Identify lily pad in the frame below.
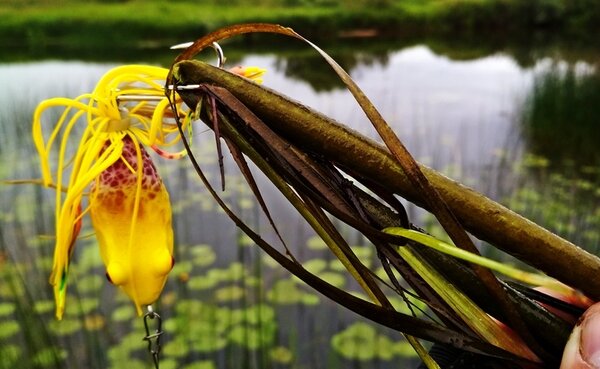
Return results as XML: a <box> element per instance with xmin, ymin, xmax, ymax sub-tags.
<box><xmin>331</xmin><ymin>322</ymin><xmax>396</xmax><ymax>361</ymax></box>
<box><xmin>301</xmin><ymin>293</ymin><xmax>320</xmax><ymax>306</ymax></box>
<box><xmin>0</xmin><ymin>320</ymin><xmax>20</xmax><ymax>339</ymax></box>
<box><xmin>77</xmin><ymin>243</ymin><xmax>103</xmax><ymax>271</ymax></box>
<box><xmin>0</xmin><ymin>302</ymin><xmax>15</xmax><ymax>316</ymax></box>
<box><xmin>32</xmin><ymin>347</ymin><xmax>67</xmax><ymax>366</ymax></box>
<box><xmin>261</xmin><ymin>255</ymin><xmax>281</xmax><ymax>268</ymax></box>
<box><xmin>172</xmin><ymin>260</ymin><xmax>193</xmax><ymax>276</ymax></box>
<box><xmin>350</xmin><ymin>245</ymin><xmax>373</xmax><ymax>268</ymax></box>
<box><xmin>49</xmin><ymin>318</ymin><xmax>81</xmax><ymax>336</ymax></box>
<box><xmin>306</xmin><ymin>236</ymin><xmax>328</xmax><ymax>250</ymax></box>
<box><xmin>65</xmin><ymin>297</ymin><xmax>98</xmax><ymax>315</ymax></box>
<box><xmin>238</xmin><ymin>198</ymin><xmax>255</xmax><ymax>210</ymax></box>
<box><xmin>228</xmin><ymin>323</ymin><xmax>276</xmax><ymax>350</ymax></box>
<box><xmin>319</xmin><ymin>271</ymin><xmax>346</xmax><ymax>289</ymax></box>
<box><xmin>189</xmin><ymin>330</ymin><xmax>228</xmax><ymax>353</ymax></box>
<box><xmin>109</xmin><ymin>358</ymin><xmax>147</xmax><ymax>369</ymax></box>
<box><xmin>389</xmin><ymin>295</ymin><xmax>427</xmax><ymax>317</ymax></box>
<box><xmin>245</xmin><ymin>304</ymin><xmax>275</xmax><ymax>325</ymax></box>
<box><xmin>190</xmin><ymin>244</ymin><xmax>217</xmax><ymax>267</ymax></box>
<box><xmin>76</xmin><ymin>274</ymin><xmax>103</xmax><ymax>293</ymax></box>
<box><xmin>188</xmin><ymin>275</ymin><xmax>218</xmax><ymax>290</ymax></box>
<box><xmin>163</xmin><ymin>338</ymin><xmax>190</xmax><ymax>358</ymax></box>
<box><xmin>303</xmin><ymin>259</ymin><xmax>327</xmax><ymax>274</ymax></box>
<box><xmin>238</xmin><ymin>234</ymin><xmax>255</xmax><ymax>247</ymax></box>
<box><xmin>111</xmin><ymin>304</ymin><xmax>135</xmax><ymax>322</ymax></box>
<box><xmin>223</xmin><ymin>262</ymin><xmax>244</xmax><ymax>282</ymax></box>
<box><xmin>214</xmin><ymin>285</ymin><xmax>245</xmax><ymax>302</ymax></box>
<box><xmin>328</xmin><ymin>259</ymin><xmax>346</xmax><ymax>272</ymax></box>
<box><xmin>0</xmin><ymin>344</ymin><xmax>20</xmax><ymax>366</ymax></box>
<box><xmin>175</xmin><ymin>300</ymin><xmax>204</xmax><ymax>316</ymax></box>
<box><xmin>159</xmin><ymin>358</ymin><xmax>179</xmax><ymax>369</ymax></box>
<box><xmin>267</xmin><ymin>279</ymin><xmax>304</xmax><ymax>304</ymax></box>
<box><xmin>393</xmin><ymin>340</ymin><xmax>419</xmax><ymax>358</ymax></box>
<box><xmin>206</xmin><ymin>262</ymin><xmax>244</xmax><ymax>283</ymax></box>
<box><xmin>270</xmin><ymin>346</ymin><xmax>294</xmax><ymax>364</ymax></box>
<box><xmin>181</xmin><ymin>361</ymin><xmax>216</xmax><ymax>369</ymax></box>
<box><xmin>34</xmin><ymin>256</ymin><xmax>54</xmax><ymax>271</ymax></box>
<box><xmin>34</xmin><ymin>300</ymin><xmax>55</xmax><ymax>314</ymax></box>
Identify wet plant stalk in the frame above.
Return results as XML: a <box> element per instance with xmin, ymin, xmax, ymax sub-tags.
<box><xmin>172</xmin><ymin>60</ymin><xmax>600</xmax><ymax>301</ymax></box>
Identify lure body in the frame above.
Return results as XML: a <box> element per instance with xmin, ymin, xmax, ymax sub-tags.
<box><xmin>90</xmin><ymin>136</ymin><xmax>174</xmax><ymax>316</ymax></box>
<box><xmin>35</xmin><ymin>64</ymin><xmax>263</xmax><ymax>319</ymax></box>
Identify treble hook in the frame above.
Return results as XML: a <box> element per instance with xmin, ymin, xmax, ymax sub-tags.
<box><xmin>170</xmin><ymin>41</ymin><xmax>226</xmax><ymax>68</ymax></box>
<box><xmin>143</xmin><ymin>305</ymin><xmax>163</xmax><ymax>369</ymax></box>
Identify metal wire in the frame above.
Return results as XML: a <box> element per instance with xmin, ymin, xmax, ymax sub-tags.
<box><xmin>116</xmin><ymin>42</ymin><xmax>225</xmax><ymax>104</ymax></box>
<box><xmin>143</xmin><ymin>305</ymin><xmax>163</xmax><ymax>369</ymax></box>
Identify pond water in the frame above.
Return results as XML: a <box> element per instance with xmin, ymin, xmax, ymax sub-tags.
<box><xmin>1</xmin><ymin>37</ymin><xmax>599</xmax><ymax>369</ymax></box>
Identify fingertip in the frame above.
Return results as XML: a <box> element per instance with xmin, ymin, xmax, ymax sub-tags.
<box><xmin>582</xmin><ymin>305</ymin><xmax>600</xmax><ymax>368</ymax></box>
<box><xmin>560</xmin><ymin>322</ymin><xmax>583</xmax><ymax>369</ymax></box>
<box><xmin>561</xmin><ymin>303</ymin><xmax>600</xmax><ymax>369</ymax></box>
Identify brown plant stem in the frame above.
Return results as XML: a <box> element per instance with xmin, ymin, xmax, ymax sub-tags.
<box><xmin>172</xmin><ymin>60</ymin><xmax>600</xmax><ymax>302</ymax></box>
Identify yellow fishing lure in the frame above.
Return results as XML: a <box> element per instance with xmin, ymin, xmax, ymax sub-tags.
<box><xmin>33</xmin><ymin>63</ymin><xmax>265</xmax><ymax>319</ymax></box>
<box><xmin>33</xmin><ymin>65</ymin><xmax>186</xmax><ymax>319</ymax></box>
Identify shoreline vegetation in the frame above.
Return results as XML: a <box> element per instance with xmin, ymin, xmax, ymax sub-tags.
<box><xmin>1</xmin><ymin>0</ymin><xmax>600</xmax><ymax>54</ymax></box>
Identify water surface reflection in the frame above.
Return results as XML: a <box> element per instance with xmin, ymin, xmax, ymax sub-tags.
<box><xmin>1</xmin><ymin>40</ymin><xmax>599</xmax><ymax>369</ymax></box>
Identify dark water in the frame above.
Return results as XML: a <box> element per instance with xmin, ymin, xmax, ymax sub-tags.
<box><xmin>1</xmin><ymin>37</ymin><xmax>599</xmax><ymax>369</ymax></box>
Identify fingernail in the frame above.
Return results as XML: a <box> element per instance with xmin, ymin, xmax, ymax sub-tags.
<box><xmin>582</xmin><ymin>309</ymin><xmax>600</xmax><ymax>368</ymax></box>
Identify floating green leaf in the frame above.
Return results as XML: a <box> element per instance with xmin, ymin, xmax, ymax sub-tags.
<box><xmin>239</xmin><ymin>197</ymin><xmax>255</xmax><ymax>210</ymax></box>
<box><xmin>393</xmin><ymin>340</ymin><xmax>420</xmax><ymax>358</ymax></box>
<box><xmin>175</xmin><ymin>300</ymin><xmax>204</xmax><ymax>316</ymax></box>
<box><xmin>215</xmin><ymin>285</ymin><xmax>245</xmax><ymax>302</ymax></box>
<box><xmin>49</xmin><ymin>318</ymin><xmax>81</xmax><ymax>336</ymax></box>
<box><xmin>27</xmin><ymin>236</ymin><xmax>53</xmax><ymax>249</ymax></box>
<box><xmin>191</xmin><ymin>244</ymin><xmax>217</xmax><ymax>267</ymax></box>
<box><xmin>238</xmin><ymin>233</ymin><xmax>255</xmax><ymax>247</ymax></box>
<box><xmin>303</xmin><ymin>258</ymin><xmax>327</xmax><ymax>274</ymax></box>
<box><xmin>351</xmin><ymin>245</ymin><xmax>373</xmax><ymax>262</ymax></box>
<box><xmin>306</xmin><ymin>235</ymin><xmax>328</xmax><ymax>250</ymax></box>
<box><xmin>76</xmin><ymin>274</ymin><xmax>103</xmax><ymax>293</ymax></box>
<box><xmin>245</xmin><ymin>304</ymin><xmax>275</xmax><ymax>325</ymax></box>
<box><xmin>206</xmin><ymin>262</ymin><xmax>244</xmax><ymax>283</ymax></box>
<box><xmin>109</xmin><ymin>358</ymin><xmax>147</xmax><ymax>369</ymax></box>
<box><xmin>0</xmin><ymin>344</ymin><xmax>20</xmax><ymax>367</ymax></box>
<box><xmin>319</xmin><ymin>271</ymin><xmax>346</xmax><ymax>289</ymax></box>
<box><xmin>159</xmin><ymin>358</ymin><xmax>179</xmax><ymax>369</ymax></box>
<box><xmin>77</xmin><ymin>243</ymin><xmax>103</xmax><ymax>271</ymax></box>
<box><xmin>181</xmin><ymin>361</ymin><xmax>216</xmax><ymax>369</ymax></box>
<box><xmin>228</xmin><ymin>322</ymin><xmax>276</xmax><ymax>350</ymax></box>
<box><xmin>331</xmin><ymin>322</ymin><xmax>396</xmax><ymax>361</ymax></box>
<box><xmin>261</xmin><ymin>255</ymin><xmax>281</xmax><ymax>268</ymax></box>
<box><xmin>389</xmin><ymin>295</ymin><xmax>427</xmax><ymax>317</ymax></box>
<box><xmin>32</xmin><ymin>347</ymin><xmax>67</xmax><ymax>366</ymax></box>
<box><xmin>0</xmin><ymin>302</ymin><xmax>15</xmax><ymax>317</ymax></box>
<box><xmin>172</xmin><ymin>260</ymin><xmax>193</xmax><ymax>275</ymax></box>
<box><xmin>34</xmin><ymin>256</ymin><xmax>53</xmax><ymax>271</ymax></box>
<box><xmin>270</xmin><ymin>346</ymin><xmax>294</xmax><ymax>364</ymax></box>
<box><xmin>189</xmin><ymin>329</ymin><xmax>227</xmax><ymax>353</ymax></box>
<box><xmin>267</xmin><ymin>279</ymin><xmax>303</xmax><ymax>304</ymax></box>
<box><xmin>34</xmin><ymin>300</ymin><xmax>55</xmax><ymax>314</ymax></box>
<box><xmin>0</xmin><ymin>320</ymin><xmax>20</xmax><ymax>339</ymax></box>
<box><xmin>188</xmin><ymin>275</ymin><xmax>218</xmax><ymax>290</ymax></box>
<box><xmin>301</xmin><ymin>293</ymin><xmax>320</xmax><ymax>305</ymax></box>
<box><xmin>65</xmin><ymin>297</ymin><xmax>99</xmax><ymax>315</ymax></box>
<box><xmin>163</xmin><ymin>338</ymin><xmax>190</xmax><ymax>358</ymax></box>
<box><xmin>111</xmin><ymin>304</ymin><xmax>135</xmax><ymax>322</ymax></box>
